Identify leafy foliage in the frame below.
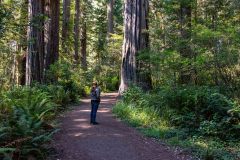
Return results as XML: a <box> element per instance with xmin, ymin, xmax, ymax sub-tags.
<box><xmin>0</xmin><ymin>86</ymin><xmax>66</xmax><ymax>159</ymax></box>
<box><xmin>122</xmin><ymin>86</ymin><xmax>240</xmax><ymax>139</ymax></box>
<box><xmin>45</xmin><ymin>61</ymin><xmax>85</xmax><ymax>102</ymax></box>
<box><xmin>115</xmin><ymin>86</ymin><xmax>240</xmax><ymax>159</ymax></box>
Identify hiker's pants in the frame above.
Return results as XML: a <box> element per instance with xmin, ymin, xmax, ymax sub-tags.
<box><xmin>90</xmin><ymin>100</ymin><xmax>100</xmax><ymax>123</ymax></box>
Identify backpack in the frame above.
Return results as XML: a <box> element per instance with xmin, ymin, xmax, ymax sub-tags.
<box><xmin>91</xmin><ymin>88</ymin><xmax>97</xmax><ymax>97</ymax></box>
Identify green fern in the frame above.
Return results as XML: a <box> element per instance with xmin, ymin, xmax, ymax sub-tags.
<box><xmin>0</xmin><ymin>86</ymin><xmax>60</xmax><ymax>159</ymax></box>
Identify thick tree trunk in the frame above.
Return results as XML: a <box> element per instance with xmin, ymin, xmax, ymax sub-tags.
<box><xmin>62</xmin><ymin>0</ymin><xmax>71</xmax><ymax>53</ymax></box>
<box><xmin>74</xmin><ymin>0</ymin><xmax>80</xmax><ymax>64</ymax></box>
<box><xmin>179</xmin><ymin>2</ymin><xmax>192</xmax><ymax>84</ymax></box>
<box><xmin>44</xmin><ymin>0</ymin><xmax>60</xmax><ymax>74</ymax></box>
<box><xmin>107</xmin><ymin>0</ymin><xmax>114</xmax><ymax>37</ymax></box>
<box><xmin>119</xmin><ymin>0</ymin><xmax>152</xmax><ymax>93</ymax></box>
<box><xmin>26</xmin><ymin>0</ymin><xmax>45</xmax><ymax>85</ymax></box>
<box><xmin>80</xmin><ymin>17</ymin><xmax>87</xmax><ymax>70</ymax></box>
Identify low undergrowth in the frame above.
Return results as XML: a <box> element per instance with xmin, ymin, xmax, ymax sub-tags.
<box><xmin>113</xmin><ymin>86</ymin><xmax>240</xmax><ymax>160</ymax></box>
<box><xmin>0</xmin><ymin>61</ymin><xmax>88</xmax><ymax>160</ymax></box>
<box><xmin>0</xmin><ymin>83</ymin><xmax>83</xmax><ymax>160</ymax></box>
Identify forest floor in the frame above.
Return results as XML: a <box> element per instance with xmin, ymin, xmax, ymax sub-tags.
<box><xmin>49</xmin><ymin>93</ymin><xmax>192</xmax><ymax>160</ymax></box>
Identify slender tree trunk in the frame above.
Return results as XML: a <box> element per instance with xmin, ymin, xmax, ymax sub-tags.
<box><xmin>119</xmin><ymin>0</ymin><xmax>152</xmax><ymax>93</ymax></box>
<box><xmin>19</xmin><ymin>0</ymin><xmax>28</xmax><ymax>85</ymax></box>
<box><xmin>62</xmin><ymin>0</ymin><xmax>71</xmax><ymax>53</ymax></box>
<box><xmin>11</xmin><ymin>47</ymin><xmax>18</xmax><ymax>85</ymax></box>
<box><xmin>74</xmin><ymin>0</ymin><xmax>80</xmax><ymax>64</ymax></box>
<box><xmin>107</xmin><ymin>0</ymin><xmax>114</xmax><ymax>37</ymax></box>
<box><xmin>80</xmin><ymin>14</ymin><xmax>87</xmax><ymax>70</ymax></box>
<box><xmin>21</xmin><ymin>56</ymin><xmax>26</xmax><ymax>85</ymax></box>
<box><xmin>44</xmin><ymin>0</ymin><xmax>50</xmax><ymax>67</ymax></box>
<box><xmin>44</xmin><ymin>0</ymin><xmax>60</xmax><ymax>76</ymax></box>
<box><xmin>179</xmin><ymin>2</ymin><xmax>192</xmax><ymax>84</ymax></box>
<box><xmin>26</xmin><ymin>0</ymin><xmax>45</xmax><ymax>85</ymax></box>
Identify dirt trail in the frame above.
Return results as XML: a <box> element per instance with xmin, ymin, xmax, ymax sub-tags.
<box><xmin>50</xmin><ymin>93</ymin><xmax>187</xmax><ymax>160</ymax></box>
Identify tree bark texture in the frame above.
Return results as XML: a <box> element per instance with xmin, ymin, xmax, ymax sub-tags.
<box><xmin>74</xmin><ymin>0</ymin><xmax>80</xmax><ymax>64</ymax></box>
<box><xmin>19</xmin><ymin>0</ymin><xmax>28</xmax><ymax>85</ymax></box>
<box><xmin>119</xmin><ymin>0</ymin><xmax>152</xmax><ymax>93</ymax></box>
<box><xmin>80</xmin><ymin>14</ymin><xmax>87</xmax><ymax>70</ymax></box>
<box><xmin>26</xmin><ymin>0</ymin><xmax>45</xmax><ymax>85</ymax></box>
<box><xmin>107</xmin><ymin>0</ymin><xmax>114</xmax><ymax>37</ymax></box>
<box><xmin>11</xmin><ymin>49</ymin><xmax>18</xmax><ymax>85</ymax></box>
<box><xmin>179</xmin><ymin>2</ymin><xmax>192</xmax><ymax>84</ymax></box>
<box><xmin>44</xmin><ymin>0</ymin><xmax>60</xmax><ymax>73</ymax></box>
<box><xmin>62</xmin><ymin>0</ymin><xmax>71</xmax><ymax>53</ymax></box>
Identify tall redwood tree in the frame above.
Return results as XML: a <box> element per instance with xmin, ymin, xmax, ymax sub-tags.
<box><xmin>74</xmin><ymin>0</ymin><xmax>80</xmax><ymax>64</ymax></box>
<box><xmin>62</xmin><ymin>0</ymin><xmax>71</xmax><ymax>53</ymax></box>
<box><xmin>119</xmin><ymin>0</ymin><xmax>152</xmax><ymax>93</ymax></box>
<box><xmin>80</xmin><ymin>9</ymin><xmax>87</xmax><ymax>70</ymax></box>
<box><xmin>179</xmin><ymin>1</ymin><xmax>192</xmax><ymax>84</ymax></box>
<box><xmin>44</xmin><ymin>0</ymin><xmax>60</xmax><ymax>73</ymax></box>
<box><xmin>107</xmin><ymin>0</ymin><xmax>114</xmax><ymax>38</ymax></box>
<box><xmin>26</xmin><ymin>0</ymin><xmax>45</xmax><ymax>85</ymax></box>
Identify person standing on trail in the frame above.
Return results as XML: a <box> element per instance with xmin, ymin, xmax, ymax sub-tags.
<box><xmin>90</xmin><ymin>81</ymin><xmax>101</xmax><ymax>125</ymax></box>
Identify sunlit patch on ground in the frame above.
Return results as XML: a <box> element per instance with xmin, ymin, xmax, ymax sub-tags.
<box><xmin>74</xmin><ymin>124</ymin><xmax>92</xmax><ymax>129</ymax></box>
<box><xmin>79</xmin><ymin>109</ymin><xmax>91</xmax><ymax>112</ymax></box>
<box><xmin>98</xmin><ymin>108</ymin><xmax>111</xmax><ymax>113</ymax></box>
<box><xmin>73</xmin><ymin>118</ymin><xmax>88</xmax><ymax>122</ymax></box>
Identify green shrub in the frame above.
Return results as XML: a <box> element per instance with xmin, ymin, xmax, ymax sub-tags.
<box><xmin>45</xmin><ymin>61</ymin><xmax>85</xmax><ymax>102</ymax></box>
<box><xmin>122</xmin><ymin>86</ymin><xmax>240</xmax><ymax>140</ymax></box>
<box><xmin>122</xmin><ymin>86</ymin><xmax>145</xmax><ymax>105</ymax></box>
<box><xmin>59</xmin><ymin>80</ymin><xmax>82</xmax><ymax>103</ymax></box>
<box><xmin>116</xmin><ymin>86</ymin><xmax>240</xmax><ymax>159</ymax></box>
<box><xmin>102</xmin><ymin>76</ymin><xmax>119</xmax><ymax>91</ymax></box>
<box><xmin>198</xmin><ymin>120</ymin><xmax>219</xmax><ymax>136</ymax></box>
<box><xmin>0</xmin><ymin>87</ymin><xmax>58</xmax><ymax>159</ymax></box>
<box><xmin>38</xmin><ymin>84</ymin><xmax>71</xmax><ymax>108</ymax></box>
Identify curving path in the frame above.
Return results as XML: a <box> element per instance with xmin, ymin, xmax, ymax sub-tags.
<box><xmin>50</xmin><ymin>93</ymin><xmax>189</xmax><ymax>160</ymax></box>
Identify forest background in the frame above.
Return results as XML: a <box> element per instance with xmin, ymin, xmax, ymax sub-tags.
<box><xmin>0</xmin><ymin>0</ymin><xmax>240</xmax><ymax>159</ymax></box>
